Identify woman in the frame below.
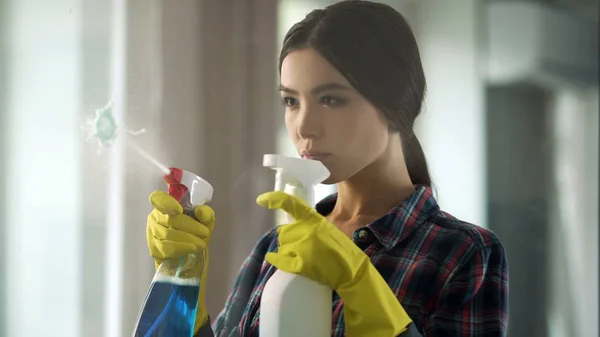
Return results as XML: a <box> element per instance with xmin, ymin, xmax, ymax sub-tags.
<box><xmin>146</xmin><ymin>1</ymin><xmax>509</xmax><ymax>336</ymax></box>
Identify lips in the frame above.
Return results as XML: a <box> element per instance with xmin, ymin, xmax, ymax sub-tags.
<box><xmin>301</xmin><ymin>151</ymin><xmax>331</xmax><ymax>160</ymax></box>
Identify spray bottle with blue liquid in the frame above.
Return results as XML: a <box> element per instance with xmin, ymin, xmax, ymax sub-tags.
<box><xmin>133</xmin><ymin>167</ymin><xmax>214</xmax><ymax>337</ymax></box>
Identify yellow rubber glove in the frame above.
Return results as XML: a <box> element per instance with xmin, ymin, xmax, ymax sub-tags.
<box><xmin>257</xmin><ymin>191</ymin><xmax>412</xmax><ymax>337</ymax></box>
<box><xmin>146</xmin><ymin>190</ymin><xmax>215</xmax><ymax>332</ymax></box>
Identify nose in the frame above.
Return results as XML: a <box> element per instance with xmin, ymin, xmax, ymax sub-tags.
<box><xmin>296</xmin><ymin>105</ymin><xmax>323</xmax><ymax>140</ymax></box>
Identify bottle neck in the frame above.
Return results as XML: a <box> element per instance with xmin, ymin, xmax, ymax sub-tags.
<box><xmin>283</xmin><ymin>184</ymin><xmax>314</xmax><ymax>207</ymax></box>
<box><xmin>274</xmin><ymin>170</ymin><xmax>284</xmax><ymax>192</ymax></box>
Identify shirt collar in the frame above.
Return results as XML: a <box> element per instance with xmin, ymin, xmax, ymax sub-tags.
<box><xmin>315</xmin><ymin>185</ymin><xmax>439</xmax><ymax>250</ymax></box>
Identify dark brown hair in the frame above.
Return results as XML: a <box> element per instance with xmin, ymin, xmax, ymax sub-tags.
<box><xmin>279</xmin><ymin>0</ymin><xmax>431</xmax><ymax>186</ymax></box>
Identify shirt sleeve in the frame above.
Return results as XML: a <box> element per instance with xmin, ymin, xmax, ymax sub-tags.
<box><xmin>205</xmin><ymin>229</ymin><xmax>277</xmax><ymax>337</ymax></box>
<box><xmin>422</xmin><ymin>242</ymin><xmax>509</xmax><ymax>337</ymax></box>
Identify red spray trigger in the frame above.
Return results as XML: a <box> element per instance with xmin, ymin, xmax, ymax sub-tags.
<box><xmin>164</xmin><ymin>167</ymin><xmax>188</xmax><ymax>203</ymax></box>
<box><xmin>163</xmin><ymin>167</ymin><xmax>213</xmax><ymax>216</ymax></box>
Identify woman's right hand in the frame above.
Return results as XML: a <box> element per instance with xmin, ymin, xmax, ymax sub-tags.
<box><xmin>146</xmin><ymin>190</ymin><xmax>216</xmax><ymax>331</ymax></box>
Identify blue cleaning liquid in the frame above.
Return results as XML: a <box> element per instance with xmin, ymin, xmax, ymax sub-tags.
<box><xmin>134</xmin><ymin>275</ymin><xmax>200</xmax><ymax>337</ymax></box>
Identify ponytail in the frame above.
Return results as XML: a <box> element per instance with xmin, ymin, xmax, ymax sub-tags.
<box><xmin>403</xmin><ymin>136</ymin><xmax>431</xmax><ymax>187</ymax></box>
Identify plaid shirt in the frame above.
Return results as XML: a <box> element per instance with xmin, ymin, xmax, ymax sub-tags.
<box><xmin>197</xmin><ymin>186</ymin><xmax>509</xmax><ymax>336</ymax></box>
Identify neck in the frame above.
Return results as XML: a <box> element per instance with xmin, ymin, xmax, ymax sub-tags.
<box><xmin>330</xmin><ymin>139</ymin><xmax>415</xmax><ymax>223</ymax></box>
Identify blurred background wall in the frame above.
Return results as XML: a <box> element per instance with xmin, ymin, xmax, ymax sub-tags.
<box><xmin>0</xmin><ymin>0</ymin><xmax>597</xmax><ymax>336</ymax></box>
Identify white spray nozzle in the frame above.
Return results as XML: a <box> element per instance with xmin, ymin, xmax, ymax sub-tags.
<box><xmin>165</xmin><ymin>167</ymin><xmax>214</xmax><ymax>207</ymax></box>
<box><xmin>263</xmin><ymin>154</ymin><xmax>330</xmax><ymax>208</ymax></box>
<box><xmin>180</xmin><ymin>170</ymin><xmax>213</xmax><ymax>205</ymax></box>
<box><xmin>263</xmin><ymin>154</ymin><xmax>330</xmax><ymax>189</ymax></box>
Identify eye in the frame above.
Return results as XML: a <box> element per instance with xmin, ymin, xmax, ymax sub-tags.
<box><xmin>281</xmin><ymin>97</ymin><xmax>299</xmax><ymax>108</ymax></box>
<box><xmin>320</xmin><ymin>96</ymin><xmax>345</xmax><ymax>107</ymax></box>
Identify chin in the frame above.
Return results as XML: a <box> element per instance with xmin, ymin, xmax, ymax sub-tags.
<box><xmin>321</xmin><ymin>177</ymin><xmax>339</xmax><ymax>185</ymax></box>
<box><xmin>320</xmin><ymin>170</ymin><xmax>349</xmax><ymax>185</ymax></box>
<box><xmin>318</xmin><ymin>160</ymin><xmax>360</xmax><ymax>184</ymax></box>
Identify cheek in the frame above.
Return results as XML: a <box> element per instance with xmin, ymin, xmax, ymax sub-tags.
<box><xmin>284</xmin><ymin>113</ymin><xmax>298</xmax><ymax>141</ymax></box>
<box><xmin>338</xmin><ymin>109</ymin><xmax>388</xmax><ymax>155</ymax></box>
<box><xmin>348</xmin><ymin>115</ymin><xmax>388</xmax><ymax>156</ymax></box>
<box><xmin>361</xmin><ymin>118</ymin><xmax>390</xmax><ymax>152</ymax></box>
<box><xmin>319</xmin><ymin>111</ymin><xmax>388</xmax><ymax>182</ymax></box>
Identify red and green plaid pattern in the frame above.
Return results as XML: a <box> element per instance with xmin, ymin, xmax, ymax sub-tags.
<box><xmin>204</xmin><ymin>186</ymin><xmax>508</xmax><ymax>337</ymax></box>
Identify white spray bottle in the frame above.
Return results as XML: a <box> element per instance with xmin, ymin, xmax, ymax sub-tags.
<box><xmin>259</xmin><ymin>154</ymin><xmax>332</xmax><ymax>337</ymax></box>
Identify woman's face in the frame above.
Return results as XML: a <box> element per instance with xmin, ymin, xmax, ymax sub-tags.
<box><xmin>280</xmin><ymin>48</ymin><xmax>392</xmax><ymax>184</ymax></box>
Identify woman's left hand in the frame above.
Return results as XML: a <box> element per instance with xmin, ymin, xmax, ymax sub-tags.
<box><xmin>257</xmin><ymin>191</ymin><xmax>414</xmax><ymax>337</ymax></box>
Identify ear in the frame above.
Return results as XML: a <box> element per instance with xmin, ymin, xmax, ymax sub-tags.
<box><xmin>378</xmin><ymin>109</ymin><xmax>398</xmax><ymax>131</ymax></box>
<box><xmin>387</xmin><ymin>123</ymin><xmax>402</xmax><ymax>135</ymax></box>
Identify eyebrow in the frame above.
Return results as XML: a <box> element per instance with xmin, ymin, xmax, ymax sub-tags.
<box><xmin>278</xmin><ymin>82</ymin><xmax>352</xmax><ymax>95</ymax></box>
